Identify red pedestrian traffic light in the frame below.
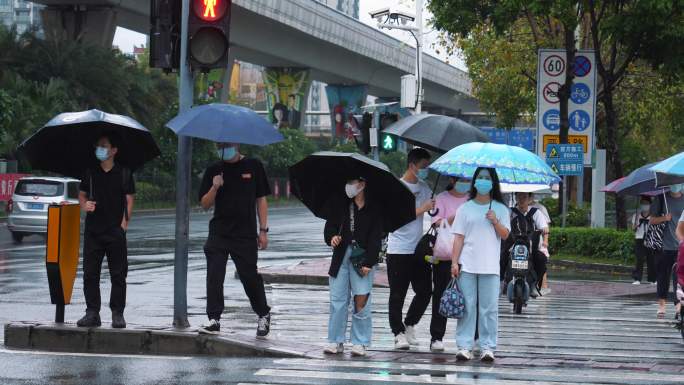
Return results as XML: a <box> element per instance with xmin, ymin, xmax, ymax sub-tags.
<box><xmin>189</xmin><ymin>0</ymin><xmax>232</xmax><ymax>71</ymax></box>
<box><xmin>194</xmin><ymin>0</ymin><xmax>229</xmax><ymax>22</ymax></box>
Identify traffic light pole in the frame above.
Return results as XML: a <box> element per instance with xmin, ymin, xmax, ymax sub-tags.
<box><xmin>173</xmin><ymin>0</ymin><xmax>193</xmax><ymax>328</ymax></box>
<box><xmin>415</xmin><ymin>0</ymin><xmax>423</xmax><ymax>114</ymax></box>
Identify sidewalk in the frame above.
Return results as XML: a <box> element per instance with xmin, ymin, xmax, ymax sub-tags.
<box><xmin>260</xmin><ymin>257</ymin><xmax>654</xmax><ymax>297</ymax></box>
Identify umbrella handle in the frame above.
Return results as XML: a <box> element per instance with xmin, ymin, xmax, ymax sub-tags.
<box><xmin>428</xmin><ymin>174</ymin><xmax>441</xmax><ymax>217</ymax></box>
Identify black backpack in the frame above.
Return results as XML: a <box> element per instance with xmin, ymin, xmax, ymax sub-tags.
<box><xmin>509</xmin><ymin>207</ymin><xmax>541</xmax><ymax>252</ymax></box>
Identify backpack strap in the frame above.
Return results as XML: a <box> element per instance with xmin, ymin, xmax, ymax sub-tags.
<box><xmin>526</xmin><ymin>207</ymin><xmax>538</xmax><ymax>229</ymax></box>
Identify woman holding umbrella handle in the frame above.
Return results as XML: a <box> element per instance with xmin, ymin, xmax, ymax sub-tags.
<box><xmin>449</xmin><ymin>167</ymin><xmax>510</xmax><ymax>363</ymax></box>
<box><xmin>323</xmin><ymin>177</ymin><xmax>383</xmax><ymax>358</ymax></box>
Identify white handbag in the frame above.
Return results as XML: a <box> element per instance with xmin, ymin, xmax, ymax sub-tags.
<box><xmin>433</xmin><ymin>219</ymin><xmax>454</xmax><ymax>261</ymax></box>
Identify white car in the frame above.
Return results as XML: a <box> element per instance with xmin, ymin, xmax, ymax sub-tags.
<box><xmin>6</xmin><ymin>176</ymin><xmax>80</xmax><ymax>243</ymax></box>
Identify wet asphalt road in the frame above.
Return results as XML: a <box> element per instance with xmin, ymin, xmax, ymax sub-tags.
<box><xmin>2</xmin><ymin>207</ymin><xmax>684</xmax><ymax>385</ymax></box>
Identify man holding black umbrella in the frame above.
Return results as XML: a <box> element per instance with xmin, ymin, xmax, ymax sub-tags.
<box><xmin>77</xmin><ymin>132</ymin><xmax>135</xmax><ymax>328</ymax></box>
<box><xmin>197</xmin><ymin>143</ymin><xmax>272</xmax><ymax>338</ymax></box>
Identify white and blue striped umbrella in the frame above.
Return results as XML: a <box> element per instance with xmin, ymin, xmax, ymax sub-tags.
<box><xmin>429</xmin><ymin>142</ymin><xmax>560</xmax><ymax>185</ymax></box>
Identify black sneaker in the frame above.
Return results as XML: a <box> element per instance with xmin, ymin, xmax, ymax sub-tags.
<box><xmin>76</xmin><ymin>312</ymin><xmax>101</xmax><ymax>327</ymax></box>
<box><xmin>112</xmin><ymin>312</ymin><xmax>126</xmax><ymax>329</ymax></box>
<box><xmin>256</xmin><ymin>313</ymin><xmax>271</xmax><ymax>339</ymax></box>
<box><xmin>198</xmin><ymin>319</ymin><xmax>220</xmax><ymax>335</ymax></box>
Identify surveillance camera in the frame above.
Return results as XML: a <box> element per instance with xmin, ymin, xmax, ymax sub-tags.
<box><xmin>369</xmin><ymin>7</ymin><xmax>390</xmax><ymax>22</ymax></box>
<box><xmin>390</xmin><ymin>10</ymin><xmax>416</xmax><ymax>23</ymax></box>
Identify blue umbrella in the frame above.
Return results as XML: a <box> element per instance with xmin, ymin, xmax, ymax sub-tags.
<box><xmin>614</xmin><ymin>162</ymin><xmax>669</xmax><ymax>196</ymax></box>
<box><xmin>166</xmin><ymin>103</ymin><xmax>284</xmax><ymax>145</ymax></box>
<box><xmin>429</xmin><ymin>142</ymin><xmax>560</xmax><ymax>185</ymax></box>
<box><xmin>649</xmin><ymin>152</ymin><xmax>684</xmax><ymax>188</ymax></box>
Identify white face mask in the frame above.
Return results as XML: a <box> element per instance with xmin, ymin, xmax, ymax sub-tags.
<box><xmin>345</xmin><ymin>182</ymin><xmax>364</xmax><ymax>198</ymax></box>
<box><xmin>640</xmin><ymin>204</ymin><xmax>650</xmax><ymax>213</ymax></box>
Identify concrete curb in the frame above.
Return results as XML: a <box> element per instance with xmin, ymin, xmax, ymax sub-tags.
<box><xmin>3</xmin><ymin>322</ymin><xmax>309</xmax><ymax>358</ymax></box>
<box><xmin>550</xmin><ymin>259</ymin><xmax>631</xmax><ymax>276</ymax></box>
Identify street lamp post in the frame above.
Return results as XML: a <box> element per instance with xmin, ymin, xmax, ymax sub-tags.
<box><xmin>373</xmin><ymin>0</ymin><xmax>423</xmax><ymax>114</ymax></box>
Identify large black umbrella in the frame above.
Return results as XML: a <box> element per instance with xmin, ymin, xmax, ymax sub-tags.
<box><xmin>18</xmin><ymin>109</ymin><xmax>160</xmax><ymax>178</ymax></box>
<box><xmin>289</xmin><ymin>152</ymin><xmax>415</xmax><ymax>233</ymax></box>
<box><xmin>382</xmin><ymin>114</ymin><xmax>489</xmax><ymax>153</ymax></box>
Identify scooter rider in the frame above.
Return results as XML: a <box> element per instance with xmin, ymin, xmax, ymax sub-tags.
<box><xmin>501</xmin><ymin>192</ymin><xmax>549</xmax><ymax>297</ymax></box>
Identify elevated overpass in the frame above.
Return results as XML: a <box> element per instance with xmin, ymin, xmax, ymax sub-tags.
<box><xmin>32</xmin><ymin>0</ymin><xmax>480</xmax><ymax>113</ymax></box>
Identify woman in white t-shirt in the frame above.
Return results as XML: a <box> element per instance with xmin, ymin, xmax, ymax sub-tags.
<box><xmin>631</xmin><ymin>196</ymin><xmax>655</xmax><ymax>285</ymax></box>
<box><xmin>451</xmin><ymin>168</ymin><xmax>511</xmax><ymax>362</ymax></box>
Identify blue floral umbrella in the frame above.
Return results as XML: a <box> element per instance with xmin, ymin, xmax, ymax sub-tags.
<box><xmin>429</xmin><ymin>142</ymin><xmax>560</xmax><ymax>185</ymax></box>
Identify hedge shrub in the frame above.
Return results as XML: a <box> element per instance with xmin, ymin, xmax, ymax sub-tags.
<box><xmin>549</xmin><ymin>227</ymin><xmax>634</xmax><ymax>262</ymax></box>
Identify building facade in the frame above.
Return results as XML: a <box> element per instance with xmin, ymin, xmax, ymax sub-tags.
<box><xmin>0</xmin><ymin>0</ymin><xmax>43</xmax><ymax>35</ymax></box>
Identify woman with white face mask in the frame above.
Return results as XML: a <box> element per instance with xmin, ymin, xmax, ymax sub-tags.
<box><xmin>450</xmin><ymin>167</ymin><xmax>511</xmax><ymax>362</ymax></box>
<box><xmin>427</xmin><ymin>176</ymin><xmax>471</xmax><ymax>352</ymax></box>
<box><xmin>631</xmin><ymin>196</ymin><xmax>655</xmax><ymax>285</ymax></box>
<box><xmin>650</xmin><ymin>184</ymin><xmax>684</xmax><ymax>318</ymax></box>
<box><xmin>322</xmin><ymin>177</ymin><xmax>383</xmax><ymax>357</ymax></box>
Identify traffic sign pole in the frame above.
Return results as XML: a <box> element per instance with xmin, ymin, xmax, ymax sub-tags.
<box><xmin>174</xmin><ymin>0</ymin><xmax>193</xmax><ymax>329</ymax></box>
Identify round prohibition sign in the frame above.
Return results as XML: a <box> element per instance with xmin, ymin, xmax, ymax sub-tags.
<box><xmin>543</xmin><ymin>55</ymin><xmax>565</xmax><ymax>77</ymax></box>
<box><xmin>543</xmin><ymin>82</ymin><xmax>561</xmax><ymax>104</ymax></box>
<box><xmin>573</xmin><ymin>56</ymin><xmax>592</xmax><ymax>77</ymax></box>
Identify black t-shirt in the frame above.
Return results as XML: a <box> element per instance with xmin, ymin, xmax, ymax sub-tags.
<box><xmin>199</xmin><ymin>158</ymin><xmax>270</xmax><ymax>239</ymax></box>
<box><xmin>80</xmin><ymin>164</ymin><xmax>136</xmax><ymax>234</ymax></box>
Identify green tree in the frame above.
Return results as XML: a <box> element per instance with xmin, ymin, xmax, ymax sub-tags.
<box><xmin>429</xmin><ymin>0</ymin><xmax>684</xmax><ymax>227</ymax></box>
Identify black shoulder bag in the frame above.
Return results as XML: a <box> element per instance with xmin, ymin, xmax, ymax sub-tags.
<box><xmin>348</xmin><ymin>202</ymin><xmax>367</xmax><ymax>276</ymax></box>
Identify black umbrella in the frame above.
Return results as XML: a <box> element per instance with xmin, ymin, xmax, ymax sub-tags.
<box><xmin>289</xmin><ymin>151</ymin><xmax>415</xmax><ymax>233</ymax></box>
<box><xmin>382</xmin><ymin>114</ymin><xmax>489</xmax><ymax>154</ymax></box>
<box><xmin>18</xmin><ymin>109</ymin><xmax>160</xmax><ymax>178</ymax></box>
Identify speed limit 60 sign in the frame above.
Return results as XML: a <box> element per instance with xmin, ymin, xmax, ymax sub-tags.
<box><xmin>536</xmin><ymin>49</ymin><xmax>597</xmax><ymax>166</ymax></box>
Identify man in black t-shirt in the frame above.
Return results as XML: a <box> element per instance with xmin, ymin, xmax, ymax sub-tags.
<box><xmin>77</xmin><ymin>132</ymin><xmax>135</xmax><ymax>329</ymax></box>
<box><xmin>197</xmin><ymin>142</ymin><xmax>272</xmax><ymax>338</ymax></box>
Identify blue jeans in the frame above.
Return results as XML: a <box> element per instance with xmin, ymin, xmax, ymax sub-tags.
<box><xmin>456</xmin><ymin>272</ymin><xmax>499</xmax><ymax>351</ymax></box>
<box><xmin>328</xmin><ymin>247</ymin><xmax>374</xmax><ymax>346</ymax></box>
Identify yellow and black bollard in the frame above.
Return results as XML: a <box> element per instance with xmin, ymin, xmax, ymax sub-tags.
<box><xmin>45</xmin><ymin>204</ymin><xmax>81</xmax><ymax>323</ymax></box>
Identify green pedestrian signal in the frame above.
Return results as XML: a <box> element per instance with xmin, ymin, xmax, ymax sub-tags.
<box><xmin>381</xmin><ymin>133</ymin><xmax>397</xmax><ymax>152</ymax></box>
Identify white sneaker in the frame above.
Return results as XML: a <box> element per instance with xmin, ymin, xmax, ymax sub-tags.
<box><xmin>323</xmin><ymin>343</ymin><xmax>344</xmax><ymax>354</ymax></box>
<box><xmin>480</xmin><ymin>350</ymin><xmax>495</xmax><ymax>362</ymax></box>
<box><xmin>405</xmin><ymin>325</ymin><xmax>420</xmax><ymax>345</ymax></box>
<box><xmin>456</xmin><ymin>349</ymin><xmax>472</xmax><ymax>361</ymax></box>
<box><xmin>351</xmin><ymin>345</ymin><xmax>366</xmax><ymax>357</ymax></box>
<box><xmin>430</xmin><ymin>340</ymin><xmax>445</xmax><ymax>352</ymax></box>
<box><xmin>632</xmin><ymin>280</ymin><xmax>641</xmax><ymax>285</ymax></box>
<box><xmin>394</xmin><ymin>333</ymin><xmax>410</xmax><ymax>350</ymax></box>
<box><xmin>540</xmin><ymin>288</ymin><xmax>552</xmax><ymax>296</ymax></box>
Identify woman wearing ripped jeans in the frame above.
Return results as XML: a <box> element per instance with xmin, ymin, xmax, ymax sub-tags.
<box><xmin>323</xmin><ymin>177</ymin><xmax>383</xmax><ymax>357</ymax></box>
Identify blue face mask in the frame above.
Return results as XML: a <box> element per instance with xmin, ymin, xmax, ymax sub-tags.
<box><xmin>218</xmin><ymin>147</ymin><xmax>237</xmax><ymax>161</ymax></box>
<box><xmin>474</xmin><ymin>179</ymin><xmax>493</xmax><ymax>195</ymax></box>
<box><xmin>671</xmin><ymin>184</ymin><xmax>684</xmax><ymax>193</ymax></box>
<box><xmin>455</xmin><ymin>181</ymin><xmax>471</xmax><ymax>194</ymax></box>
<box><xmin>95</xmin><ymin>147</ymin><xmax>109</xmax><ymax>161</ymax></box>
<box><xmin>416</xmin><ymin>168</ymin><xmax>429</xmax><ymax>181</ymax></box>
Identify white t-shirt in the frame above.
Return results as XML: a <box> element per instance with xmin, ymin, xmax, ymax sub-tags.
<box><xmin>511</xmin><ymin>206</ymin><xmax>550</xmax><ymax>257</ymax></box>
<box><xmin>451</xmin><ymin>199</ymin><xmax>511</xmax><ymax>275</ymax></box>
<box><xmin>679</xmin><ymin>210</ymin><xmax>684</xmax><ymax>222</ymax></box>
<box><xmin>387</xmin><ymin>178</ymin><xmax>432</xmax><ymax>254</ymax></box>
<box><xmin>632</xmin><ymin>212</ymin><xmax>651</xmax><ymax>239</ymax></box>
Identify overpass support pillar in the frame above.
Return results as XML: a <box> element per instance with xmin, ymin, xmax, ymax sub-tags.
<box><xmin>40</xmin><ymin>5</ymin><xmax>117</xmax><ymax>47</ymax></box>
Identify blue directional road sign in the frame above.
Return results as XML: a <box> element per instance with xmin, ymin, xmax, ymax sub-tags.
<box><xmin>546</xmin><ymin>144</ymin><xmax>584</xmax><ymax>176</ymax></box>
